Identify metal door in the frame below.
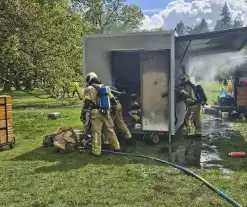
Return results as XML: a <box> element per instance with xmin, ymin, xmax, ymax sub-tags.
<box><xmin>141</xmin><ymin>50</ymin><xmax>170</xmax><ymax>131</ymax></box>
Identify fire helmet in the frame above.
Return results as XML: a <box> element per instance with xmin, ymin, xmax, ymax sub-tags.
<box><xmin>179</xmin><ymin>74</ymin><xmax>190</xmax><ymax>83</ymax></box>
<box><xmin>85</xmin><ymin>72</ymin><xmax>98</xmax><ymax>85</ymax></box>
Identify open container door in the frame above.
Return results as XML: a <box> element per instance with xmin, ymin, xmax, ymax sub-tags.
<box><xmin>174</xmin><ymin>27</ymin><xmax>247</xmax><ymax>131</ymax></box>
<box><xmin>141</xmin><ymin>50</ymin><xmax>170</xmax><ymax>131</ymax></box>
<box><xmin>110</xmin><ymin>50</ymin><xmax>142</xmax><ymax>130</ymax></box>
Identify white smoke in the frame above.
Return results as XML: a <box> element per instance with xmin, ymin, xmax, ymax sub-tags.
<box><xmin>188</xmin><ymin>49</ymin><xmax>247</xmax><ymax>82</ymax></box>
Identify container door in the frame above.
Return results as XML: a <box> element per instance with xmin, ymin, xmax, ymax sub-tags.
<box><xmin>141</xmin><ymin>50</ymin><xmax>170</xmax><ymax>131</ymax></box>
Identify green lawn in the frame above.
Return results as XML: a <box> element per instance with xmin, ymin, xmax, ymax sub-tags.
<box><xmin>0</xmin><ymin>88</ymin><xmax>247</xmax><ymax>206</ymax></box>
<box><xmin>1</xmin><ymin>81</ymin><xmax>221</xmax><ymax>109</ymax></box>
<box><xmin>197</xmin><ymin>81</ymin><xmax>223</xmax><ymax>105</ymax></box>
<box><xmin>1</xmin><ymin>90</ymin><xmax>82</xmax><ymax>109</ymax></box>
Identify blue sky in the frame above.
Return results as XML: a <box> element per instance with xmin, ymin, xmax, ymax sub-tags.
<box><xmin>125</xmin><ymin>0</ymin><xmax>246</xmax><ymax>30</ymax></box>
<box><xmin>126</xmin><ymin>0</ymin><xmax>169</xmax><ymax>12</ymax></box>
<box><xmin>126</xmin><ymin>0</ymin><xmax>192</xmax><ymax>15</ymax></box>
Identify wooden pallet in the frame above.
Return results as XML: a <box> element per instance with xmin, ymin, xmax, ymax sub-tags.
<box><xmin>0</xmin><ymin>96</ymin><xmax>15</xmax><ymax>150</ymax></box>
<box><xmin>237</xmin><ymin>87</ymin><xmax>247</xmax><ymax>107</ymax></box>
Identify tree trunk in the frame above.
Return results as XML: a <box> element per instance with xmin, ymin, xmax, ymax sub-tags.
<box><xmin>25</xmin><ymin>78</ymin><xmax>32</xmax><ymax>91</ymax></box>
<box><xmin>14</xmin><ymin>78</ymin><xmax>21</xmax><ymax>91</ymax></box>
<box><xmin>2</xmin><ymin>71</ymin><xmax>12</xmax><ymax>92</ymax></box>
<box><xmin>3</xmin><ymin>81</ymin><xmax>11</xmax><ymax>92</ymax></box>
<box><xmin>11</xmin><ymin>70</ymin><xmax>22</xmax><ymax>91</ymax></box>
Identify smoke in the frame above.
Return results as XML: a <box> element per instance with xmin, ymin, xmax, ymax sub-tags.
<box><xmin>187</xmin><ymin>49</ymin><xmax>247</xmax><ymax>82</ymax></box>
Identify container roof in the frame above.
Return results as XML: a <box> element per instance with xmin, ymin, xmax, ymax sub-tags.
<box><xmin>176</xmin><ymin>27</ymin><xmax>247</xmax><ymax>61</ymax></box>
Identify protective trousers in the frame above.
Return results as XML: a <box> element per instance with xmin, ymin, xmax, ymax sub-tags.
<box><xmin>112</xmin><ymin>102</ymin><xmax>132</xmax><ymax>139</ymax></box>
<box><xmin>90</xmin><ymin>111</ymin><xmax>120</xmax><ymax>156</ymax></box>
<box><xmin>184</xmin><ymin>104</ymin><xmax>202</xmax><ymax>136</ymax></box>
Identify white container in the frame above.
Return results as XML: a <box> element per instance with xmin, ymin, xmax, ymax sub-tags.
<box><xmin>222</xmin><ymin>112</ymin><xmax>229</xmax><ymax>119</ymax></box>
<box><xmin>135</xmin><ymin>124</ymin><xmax>142</xmax><ymax>130</ymax></box>
<box><xmin>83</xmin><ymin>29</ymin><xmax>247</xmax><ymax>137</ymax></box>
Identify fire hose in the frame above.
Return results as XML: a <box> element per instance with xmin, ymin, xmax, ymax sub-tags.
<box><xmin>79</xmin><ymin>148</ymin><xmax>242</xmax><ymax>207</ymax></box>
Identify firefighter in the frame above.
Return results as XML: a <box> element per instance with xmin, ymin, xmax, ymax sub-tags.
<box><xmin>81</xmin><ymin>72</ymin><xmax>120</xmax><ymax>156</ymax></box>
<box><xmin>223</xmin><ymin>77</ymin><xmax>228</xmax><ymax>91</ymax></box>
<box><xmin>108</xmin><ymin>87</ymin><xmax>133</xmax><ymax>145</ymax></box>
<box><xmin>69</xmin><ymin>82</ymin><xmax>84</xmax><ymax>100</ymax></box>
<box><xmin>179</xmin><ymin>73</ymin><xmax>202</xmax><ymax>137</ymax></box>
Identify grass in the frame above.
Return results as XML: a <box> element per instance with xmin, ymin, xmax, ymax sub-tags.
<box><xmin>1</xmin><ymin>90</ymin><xmax>82</xmax><ymax>109</ymax></box>
<box><xmin>1</xmin><ymin>108</ymin><xmax>247</xmax><ymax>206</ymax></box>
<box><xmin>1</xmin><ymin>81</ymin><xmax>221</xmax><ymax>109</ymax></box>
<box><xmin>0</xmin><ymin>87</ymin><xmax>247</xmax><ymax>206</ymax></box>
<box><xmin>209</xmin><ymin>120</ymin><xmax>247</xmax><ymax>171</ymax></box>
<box><xmin>197</xmin><ymin>81</ymin><xmax>223</xmax><ymax>106</ymax></box>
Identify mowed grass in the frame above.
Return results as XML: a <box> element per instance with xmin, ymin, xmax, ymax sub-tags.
<box><xmin>2</xmin><ymin>81</ymin><xmax>221</xmax><ymax>109</ymax></box>
<box><xmin>1</xmin><ymin>108</ymin><xmax>247</xmax><ymax>207</ymax></box>
<box><xmin>197</xmin><ymin>81</ymin><xmax>223</xmax><ymax>105</ymax></box>
<box><xmin>1</xmin><ymin>90</ymin><xmax>82</xmax><ymax>109</ymax></box>
<box><xmin>0</xmin><ymin>87</ymin><xmax>247</xmax><ymax>206</ymax></box>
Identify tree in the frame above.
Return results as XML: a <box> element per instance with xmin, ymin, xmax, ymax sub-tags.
<box><xmin>0</xmin><ymin>0</ymin><xmax>143</xmax><ymax>97</ymax></box>
<box><xmin>176</xmin><ymin>21</ymin><xmax>186</xmax><ymax>36</ymax></box>
<box><xmin>0</xmin><ymin>0</ymin><xmax>88</xmax><ymax>96</ymax></box>
<box><xmin>71</xmin><ymin>0</ymin><xmax>144</xmax><ymax>33</ymax></box>
<box><xmin>214</xmin><ymin>2</ymin><xmax>232</xmax><ymax>31</ymax></box>
<box><xmin>185</xmin><ymin>26</ymin><xmax>195</xmax><ymax>35</ymax></box>
<box><xmin>118</xmin><ymin>4</ymin><xmax>144</xmax><ymax>32</ymax></box>
<box><xmin>184</xmin><ymin>18</ymin><xmax>209</xmax><ymax>35</ymax></box>
<box><xmin>233</xmin><ymin>18</ymin><xmax>244</xmax><ymax>28</ymax></box>
<box><xmin>194</xmin><ymin>18</ymin><xmax>209</xmax><ymax>33</ymax></box>
<box><xmin>103</xmin><ymin>23</ymin><xmax>126</xmax><ymax>33</ymax></box>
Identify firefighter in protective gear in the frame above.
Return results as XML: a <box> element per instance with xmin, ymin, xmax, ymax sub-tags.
<box><xmin>72</xmin><ymin>82</ymin><xmax>84</xmax><ymax>99</ymax></box>
<box><xmin>179</xmin><ymin>73</ymin><xmax>202</xmax><ymax>136</ymax></box>
<box><xmin>81</xmin><ymin>72</ymin><xmax>120</xmax><ymax>156</ymax></box>
<box><xmin>107</xmin><ymin>87</ymin><xmax>133</xmax><ymax>144</ymax></box>
<box><xmin>128</xmin><ymin>99</ymin><xmax>141</xmax><ymax>124</ymax></box>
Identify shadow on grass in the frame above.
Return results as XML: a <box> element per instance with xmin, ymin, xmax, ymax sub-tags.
<box><xmin>12</xmin><ymin>145</ymin><xmax>162</xmax><ymax>174</ymax></box>
<box><xmin>13</xmin><ymin>104</ymin><xmax>81</xmax><ymax>110</ymax></box>
<box><xmin>1</xmin><ymin>89</ymin><xmax>46</xmax><ymax>97</ymax></box>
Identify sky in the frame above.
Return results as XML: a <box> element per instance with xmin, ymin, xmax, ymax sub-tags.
<box><xmin>126</xmin><ymin>0</ymin><xmax>247</xmax><ymax>31</ymax></box>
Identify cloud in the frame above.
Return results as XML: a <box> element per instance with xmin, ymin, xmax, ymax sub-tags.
<box><xmin>141</xmin><ymin>0</ymin><xmax>247</xmax><ymax>30</ymax></box>
<box><xmin>140</xmin><ymin>14</ymin><xmax>165</xmax><ymax>30</ymax></box>
<box><xmin>206</xmin><ymin>19</ymin><xmax>212</xmax><ymax>25</ymax></box>
<box><xmin>196</xmin><ymin>18</ymin><xmax>201</xmax><ymax>22</ymax></box>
